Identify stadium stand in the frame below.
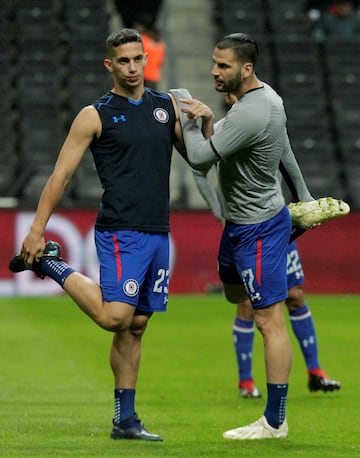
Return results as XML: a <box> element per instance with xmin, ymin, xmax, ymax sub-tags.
<box><xmin>273</xmin><ymin>38</ymin><xmax>344</xmax><ymax>198</ymax></box>
<box><xmin>323</xmin><ymin>38</ymin><xmax>360</xmax><ymax>205</ymax></box>
<box><xmin>267</xmin><ymin>0</ymin><xmax>314</xmax><ymax>41</ymax></box>
<box><xmin>0</xmin><ymin>3</ymin><xmax>17</xmax><ymax>199</ymax></box>
<box><xmin>213</xmin><ymin>0</ymin><xmax>274</xmax><ymax>85</ymax></box>
<box><xmin>62</xmin><ymin>0</ymin><xmax>110</xmax><ymax>117</ymax></box>
<box><xmin>0</xmin><ymin>0</ymin><xmax>358</xmax><ymax>209</ymax></box>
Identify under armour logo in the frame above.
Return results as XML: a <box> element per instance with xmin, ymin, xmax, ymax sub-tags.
<box><xmin>302</xmin><ymin>336</ymin><xmax>315</xmax><ymax>348</ymax></box>
<box><xmin>241</xmin><ymin>352</ymin><xmax>252</xmax><ymax>361</ymax></box>
<box><xmin>250</xmin><ymin>292</ymin><xmax>262</xmax><ymax>302</ymax></box>
<box><xmin>113</xmin><ymin>115</ymin><xmax>126</xmax><ymax>123</ymax></box>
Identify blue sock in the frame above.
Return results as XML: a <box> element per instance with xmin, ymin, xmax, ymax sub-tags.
<box><xmin>289</xmin><ymin>304</ymin><xmax>320</xmax><ymax>370</ymax></box>
<box><xmin>233</xmin><ymin>317</ymin><xmax>255</xmax><ymax>383</ymax></box>
<box><xmin>39</xmin><ymin>258</ymin><xmax>75</xmax><ymax>287</ymax></box>
<box><xmin>264</xmin><ymin>383</ymin><xmax>288</xmax><ymax>428</ymax></box>
<box><xmin>114</xmin><ymin>389</ymin><xmax>136</xmax><ymax>424</ymax></box>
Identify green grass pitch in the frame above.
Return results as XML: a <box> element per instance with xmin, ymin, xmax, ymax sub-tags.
<box><xmin>0</xmin><ymin>294</ymin><xmax>359</xmax><ymax>457</ymax></box>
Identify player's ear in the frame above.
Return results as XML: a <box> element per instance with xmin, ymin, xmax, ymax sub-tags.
<box><xmin>242</xmin><ymin>62</ymin><xmax>253</xmax><ymax>78</ymax></box>
<box><xmin>143</xmin><ymin>52</ymin><xmax>149</xmax><ymax>65</ymax></box>
<box><xmin>104</xmin><ymin>58</ymin><xmax>113</xmax><ymax>73</ymax></box>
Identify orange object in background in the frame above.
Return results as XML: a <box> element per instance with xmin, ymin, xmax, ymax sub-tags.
<box><xmin>142</xmin><ymin>32</ymin><xmax>166</xmax><ymax>87</ymax></box>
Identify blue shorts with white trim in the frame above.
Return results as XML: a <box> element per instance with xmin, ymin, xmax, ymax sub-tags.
<box><xmin>218</xmin><ymin>206</ymin><xmax>291</xmax><ymax>308</ymax></box>
<box><xmin>95</xmin><ymin>230</ymin><xmax>169</xmax><ymax>312</ymax></box>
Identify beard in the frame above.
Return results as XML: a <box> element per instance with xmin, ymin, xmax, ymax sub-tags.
<box><xmin>215</xmin><ymin>71</ymin><xmax>242</xmax><ymax>93</ymax></box>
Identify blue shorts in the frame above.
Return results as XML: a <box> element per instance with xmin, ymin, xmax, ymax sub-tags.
<box><xmin>218</xmin><ymin>206</ymin><xmax>291</xmax><ymax>309</ymax></box>
<box><xmin>95</xmin><ymin>230</ymin><xmax>169</xmax><ymax>312</ymax></box>
<box><xmin>287</xmin><ymin>241</ymin><xmax>305</xmax><ymax>288</ymax></box>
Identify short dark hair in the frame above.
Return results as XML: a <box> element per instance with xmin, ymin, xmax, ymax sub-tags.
<box><xmin>216</xmin><ymin>33</ymin><xmax>259</xmax><ymax>65</ymax></box>
<box><xmin>106</xmin><ymin>28</ymin><xmax>143</xmax><ymax>56</ymax></box>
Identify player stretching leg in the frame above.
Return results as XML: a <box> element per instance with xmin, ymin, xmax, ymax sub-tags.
<box><xmin>8</xmin><ymin>28</ymin><xmax>191</xmax><ymax>441</ymax></box>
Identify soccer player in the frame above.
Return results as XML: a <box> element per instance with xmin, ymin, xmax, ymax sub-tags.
<box><xmin>170</xmin><ymin>33</ymin><xmax>344</xmax><ymax>440</ymax></box>
<box><xmin>9</xmin><ymin>28</ymin><xmax>191</xmax><ymax>441</ymax></box>
<box><xmin>192</xmin><ymin>103</ymin><xmax>341</xmax><ymax>399</ymax></box>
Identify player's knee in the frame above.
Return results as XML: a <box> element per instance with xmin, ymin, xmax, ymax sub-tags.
<box><xmin>286</xmin><ymin>285</ymin><xmax>305</xmax><ymax>311</ymax></box>
<box><xmin>100</xmin><ymin>318</ymin><xmax>129</xmax><ymax>333</ymax></box>
<box><xmin>254</xmin><ymin>303</ymin><xmax>286</xmax><ymax>336</ymax></box>
<box><xmin>129</xmin><ymin>313</ymin><xmax>151</xmax><ymax>338</ymax></box>
<box><xmin>236</xmin><ymin>300</ymin><xmax>254</xmax><ymax>320</ymax></box>
<box><xmin>96</xmin><ymin>307</ymin><xmax>152</xmax><ymax>333</ymax></box>
<box><xmin>129</xmin><ymin>325</ymin><xmax>147</xmax><ymax>338</ymax></box>
<box><xmin>95</xmin><ymin>312</ymin><xmax>132</xmax><ymax>333</ymax></box>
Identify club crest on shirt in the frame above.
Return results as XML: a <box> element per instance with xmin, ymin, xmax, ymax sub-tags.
<box><xmin>123</xmin><ymin>279</ymin><xmax>139</xmax><ymax>297</ymax></box>
<box><xmin>153</xmin><ymin>108</ymin><xmax>169</xmax><ymax>123</ymax></box>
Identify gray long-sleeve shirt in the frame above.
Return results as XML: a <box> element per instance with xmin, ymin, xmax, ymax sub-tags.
<box><xmin>171</xmin><ymin>85</ymin><xmax>313</xmax><ymax>225</ymax></box>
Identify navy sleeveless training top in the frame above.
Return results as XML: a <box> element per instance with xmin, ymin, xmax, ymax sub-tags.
<box><xmin>90</xmin><ymin>88</ymin><xmax>176</xmax><ymax>232</ymax></box>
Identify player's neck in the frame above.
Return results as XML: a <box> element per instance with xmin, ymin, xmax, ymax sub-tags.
<box><xmin>238</xmin><ymin>75</ymin><xmax>262</xmax><ymax>98</ymax></box>
<box><xmin>111</xmin><ymin>84</ymin><xmax>145</xmax><ymax>101</ymax></box>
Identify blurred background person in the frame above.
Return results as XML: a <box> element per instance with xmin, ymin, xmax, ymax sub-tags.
<box><xmin>134</xmin><ymin>20</ymin><xmax>166</xmax><ymax>90</ymax></box>
<box><xmin>321</xmin><ymin>0</ymin><xmax>360</xmax><ymax>39</ymax></box>
<box><xmin>306</xmin><ymin>0</ymin><xmax>360</xmax><ymax>39</ymax></box>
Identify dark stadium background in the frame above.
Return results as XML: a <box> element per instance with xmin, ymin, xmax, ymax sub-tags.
<box><xmin>1</xmin><ymin>1</ymin><xmax>359</xmax><ymax>295</ymax></box>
